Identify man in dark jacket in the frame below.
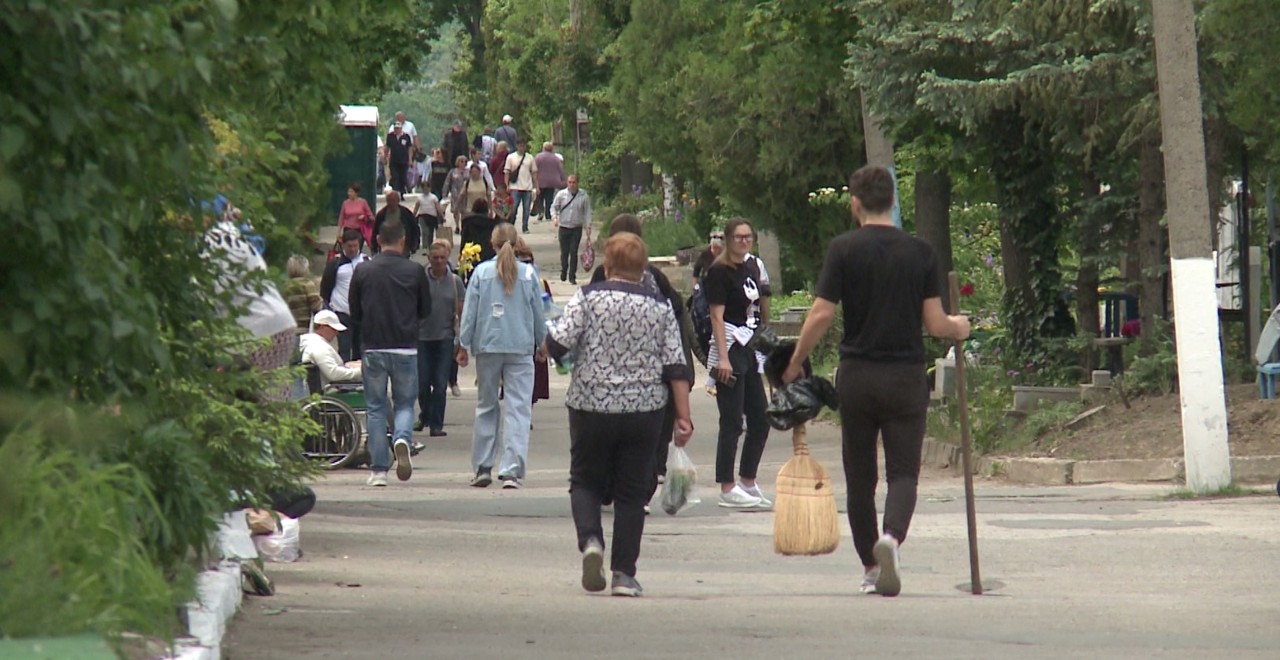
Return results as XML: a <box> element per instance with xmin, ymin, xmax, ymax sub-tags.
<box><xmin>443</xmin><ymin>120</ymin><xmax>470</xmax><ymax>168</ymax></box>
<box><xmin>372</xmin><ymin>191</ymin><xmax>421</xmax><ymax>254</ymax></box>
<box><xmin>349</xmin><ymin>219</ymin><xmax>432</xmax><ymax>487</ymax></box>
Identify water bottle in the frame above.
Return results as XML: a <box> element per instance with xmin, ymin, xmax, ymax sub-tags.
<box><xmin>542</xmin><ymin>291</ymin><xmax>561</xmax><ymax>320</ymax></box>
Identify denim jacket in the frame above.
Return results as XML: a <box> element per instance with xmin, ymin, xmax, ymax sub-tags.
<box><xmin>459</xmin><ymin>258</ymin><xmax>546</xmax><ymax>355</ymax></box>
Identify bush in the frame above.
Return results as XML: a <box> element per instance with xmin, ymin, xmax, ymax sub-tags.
<box><xmin>0</xmin><ymin>424</ymin><xmax>180</xmax><ymax>641</ymax></box>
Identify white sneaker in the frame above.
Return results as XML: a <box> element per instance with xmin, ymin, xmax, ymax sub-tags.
<box><xmin>860</xmin><ymin>567</ymin><xmax>880</xmax><ymax>594</ymax></box>
<box><xmin>718</xmin><ymin>485</ymin><xmax>763</xmax><ymax>509</ymax></box>
<box><xmin>872</xmin><ymin>534</ymin><xmax>902</xmax><ymax>597</ymax></box>
<box><xmin>366</xmin><ymin>471</ymin><xmax>388</xmax><ymax>487</ymax></box>
<box><xmin>393</xmin><ymin>438</ymin><xmax>412</xmax><ymax>481</ymax></box>
<box><xmin>740</xmin><ymin>483</ymin><xmax>772</xmax><ymax>508</ymax></box>
<box><xmin>581</xmin><ymin>539</ymin><xmax>606</xmax><ymax>592</ymax></box>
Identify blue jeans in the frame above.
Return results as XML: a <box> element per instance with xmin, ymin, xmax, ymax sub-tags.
<box><xmin>471</xmin><ymin>353</ymin><xmax>534</xmax><ymax>478</ymax></box>
<box><xmin>417</xmin><ymin>339</ymin><xmax>453</xmax><ymax>431</ymax></box>
<box><xmin>512</xmin><ymin>189</ymin><xmax>534</xmax><ymax>231</ymax></box>
<box><xmin>362</xmin><ymin>350</ymin><xmax>418</xmax><ymax>472</ymax></box>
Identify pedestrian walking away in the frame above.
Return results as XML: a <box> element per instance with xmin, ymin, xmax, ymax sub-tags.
<box><xmin>551</xmin><ymin>174</ymin><xmax>592</xmax><ymax>284</ymax></box>
<box><xmin>782</xmin><ymin>164</ymin><xmax>970</xmax><ymax>597</ymax></box>
<box><xmin>535</xmin><ymin>141</ymin><xmax>567</xmax><ymax>221</ymax></box>
<box><xmin>545</xmin><ymin>233</ymin><xmax>693</xmax><ymax>597</ymax></box>
<box><xmin>588</xmin><ymin>214</ymin><xmax>697</xmax><ymax>504</ymax></box>
<box><xmin>319</xmin><ymin>229</ymin><xmax>369</xmax><ymax>362</ymax></box>
<box><xmin>457</xmin><ymin>223</ymin><xmax>547</xmax><ymax>489</ymax></box>
<box><xmin>349</xmin><ymin>219</ymin><xmax>432</xmax><ymax>487</ymax></box>
<box><xmin>494</xmin><ymin>114</ymin><xmax>519</xmax><ymax>157</ymax></box>
<box><xmin>415</xmin><ymin>240</ymin><xmax>465</xmax><ymax>437</ymax></box>
<box><xmin>704</xmin><ymin>217</ymin><xmax>772</xmax><ymax>510</ymax></box>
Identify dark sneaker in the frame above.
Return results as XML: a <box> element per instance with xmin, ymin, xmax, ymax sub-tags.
<box><xmin>429</xmin><ymin>428</ymin><xmax>447</xmax><ymax>437</ymax></box>
<box><xmin>413</xmin><ymin>420</ymin><xmax>425</xmax><ymax>432</ymax></box>
<box><xmin>581</xmin><ymin>539</ymin><xmax>606</xmax><ymax>592</ymax></box>
<box><xmin>610</xmin><ymin>571</ymin><xmax>643</xmax><ymax>597</ymax></box>
<box><xmin>393</xmin><ymin>439</ymin><xmax>413</xmax><ymax>481</ymax></box>
<box><xmin>872</xmin><ymin>534</ymin><xmax>901</xmax><ymax>597</ymax></box>
<box><xmin>471</xmin><ymin>468</ymin><xmax>492</xmax><ymax>488</ymax></box>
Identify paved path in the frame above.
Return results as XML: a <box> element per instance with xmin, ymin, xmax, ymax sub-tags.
<box><xmin>227</xmin><ymin>219</ymin><xmax>1280</xmax><ymax>658</ymax></box>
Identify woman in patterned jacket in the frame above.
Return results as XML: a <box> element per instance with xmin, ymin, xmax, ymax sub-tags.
<box><xmin>545</xmin><ymin>233</ymin><xmax>694</xmax><ymax>598</ymax></box>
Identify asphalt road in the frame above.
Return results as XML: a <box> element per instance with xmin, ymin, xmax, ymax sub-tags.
<box><xmin>225</xmin><ymin>216</ymin><xmax>1280</xmax><ymax>659</ymax></box>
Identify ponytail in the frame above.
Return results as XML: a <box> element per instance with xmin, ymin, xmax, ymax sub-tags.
<box><xmin>491</xmin><ymin>223</ymin><xmax>520</xmax><ymax>294</ymax></box>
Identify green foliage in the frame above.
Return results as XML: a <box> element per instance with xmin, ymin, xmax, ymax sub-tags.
<box><xmin>0</xmin><ymin>425</ymin><xmax>180</xmax><ymax>640</ymax></box>
<box><xmin>1124</xmin><ymin>319</ymin><xmax>1178</xmax><ymax>395</ymax></box>
<box><xmin>0</xmin><ymin>0</ymin><xmax>417</xmax><ymax>639</ymax></box>
<box><xmin>928</xmin><ymin>363</ymin><xmax>1015</xmax><ymax>455</ymax></box>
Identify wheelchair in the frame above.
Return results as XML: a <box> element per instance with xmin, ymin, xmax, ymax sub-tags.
<box><xmin>301</xmin><ymin>364</ymin><xmax>367</xmax><ymax>469</ymax></box>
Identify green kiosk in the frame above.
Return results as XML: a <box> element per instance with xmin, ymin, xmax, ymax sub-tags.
<box><xmin>325</xmin><ymin>105</ymin><xmax>380</xmax><ymax>227</ymax></box>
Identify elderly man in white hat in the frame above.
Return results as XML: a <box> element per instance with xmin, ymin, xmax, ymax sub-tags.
<box><xmin>300</xmin><ymin>310</ymin><xmax>362</xmax><ymax>387</ymax></box>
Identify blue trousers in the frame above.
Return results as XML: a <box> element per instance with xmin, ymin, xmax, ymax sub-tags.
<box><xmin>362</xmin><ymin>350</ymin><xmax>418</xmax><ymax>472</ymax></box>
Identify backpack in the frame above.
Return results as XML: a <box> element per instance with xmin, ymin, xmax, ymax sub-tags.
<box><xmin>688</xmin><ymin>278</ymin><xmax>712</xmax><ymax>367</ymax></box>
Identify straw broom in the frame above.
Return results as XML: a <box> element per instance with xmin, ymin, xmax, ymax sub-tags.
<box><xmin>773</xmin><ymin>422</ymin><xmax>840</xmax><ymax>555</ymax></box>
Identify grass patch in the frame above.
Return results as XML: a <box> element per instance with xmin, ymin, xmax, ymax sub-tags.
<box><xmin>1162</xmin><ymin>483</ymin><xmax>1267</xmax><ymax>500</ymax></box>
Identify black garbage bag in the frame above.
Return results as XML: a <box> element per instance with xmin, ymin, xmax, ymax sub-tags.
<box><xmin>767</xmin><ymin>376</ymin><xmax>838</xmax><ymax>431</ymax></box>
<box><xmin>762</xmin><ymin>340</ymin><xmax>811</xmax><ymax>389</ymax></box>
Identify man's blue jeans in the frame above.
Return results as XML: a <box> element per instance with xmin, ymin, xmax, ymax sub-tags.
<box><xmin>512</xmin><ymin>189</ymin><xmax>534</xmax><ymax>231</ymax></box>
<box><xmin>417</xmin><ymin>339</ymin><xmax>453</xmax><ymax>432</ymax></box>
<box><xmin>362</xmin><ymin>350</ymin><xmax>418</xmax><ymax>472</ymax></box>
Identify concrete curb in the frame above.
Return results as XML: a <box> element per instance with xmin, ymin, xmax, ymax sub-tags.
<box><xmin>166</xmin><ymin>512</ymin><xmax>258</xmax><ymax>660</ymax></box>
<box><xmin>922</xmin><ymin>438</ymin><xmax>1280</xmax><ymax>486</ymax></box>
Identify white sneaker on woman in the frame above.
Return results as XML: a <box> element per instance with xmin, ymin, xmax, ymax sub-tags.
<box><xmin>718</xmin><ymin>485</ymin><xmax>763</xmax><ymax>509</ymax></box>
<box><xmin>740</xmin><ymin>483</ymin><xmax>772</xmax><ymax>508</ymax></box>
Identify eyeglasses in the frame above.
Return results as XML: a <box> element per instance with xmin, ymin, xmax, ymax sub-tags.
<box><xmin>731</xmin><ymin>233</ymin><xmax>754</xmax><ymax>242</ymax></box>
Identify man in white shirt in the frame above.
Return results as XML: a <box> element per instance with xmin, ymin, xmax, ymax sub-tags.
<box><xmin>320</xmin><ymin>230</ymin><xmax>371</xmax><ymax>361</ymax></box>
<box><xmin>300</xmin><ymin>310</ymin><xmax>362</xmax><ymax>387</ymax></box>
<box><xmin>391</xmin><ymin>111</ymin><xmax>420</xmax><ymax>154</ymax></box>
<box><xmin>551</xmin><ymin>174</ymin><xmax>592</xmax><ymax>284</ymax></box>
<box><xmin>504</xmin><ymin>139</ymin><xmax>538</xmax><ymax>233</ymax></box>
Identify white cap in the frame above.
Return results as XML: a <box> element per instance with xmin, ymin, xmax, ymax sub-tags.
<box><xmin>502</xmin><ymin>114</ymin><xmax>513</xmax><ymax>123</ymax></box>
<box><xmin>313</xmin><ymin>309</ymin><xmax>347</xmax><ymax>332</ymax></box>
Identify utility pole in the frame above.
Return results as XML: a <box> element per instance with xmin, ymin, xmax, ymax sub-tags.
<box><xmin>1151</xmin><ymin>0</ymin><xmax>1232</xmax><ymax>492</ymax></box>
<box><xmin>859</xmin><ymin>91</ymin><xmax>900</xmax><ymax>228</ymax></box>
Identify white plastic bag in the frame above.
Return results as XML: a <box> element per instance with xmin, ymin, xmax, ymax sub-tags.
<box><xmin>252</xmin><ymin>516</ymin><xmax>300</xmax><ymax>562</ymax></box>
<box><xmin>659</xmin><ymin>444</ymin><xmax>700</xmax><ymax>515</ymax></box>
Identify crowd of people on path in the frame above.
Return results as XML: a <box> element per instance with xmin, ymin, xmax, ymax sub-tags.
<box><xmin>292</xmin><ymin>138</ymin><xmax>973</xmax><ymax>599</ymax></box>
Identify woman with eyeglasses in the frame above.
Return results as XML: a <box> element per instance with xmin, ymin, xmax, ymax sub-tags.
<box><xmin>703</xmin><ymin>217</ymin><xmax>772</xmax><ymax>509</ymax></box>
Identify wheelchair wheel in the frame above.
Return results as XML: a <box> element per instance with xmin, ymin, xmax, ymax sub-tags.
<box><xmin>301</xmin><ymin>396</ymin><xmax>362</xmax><ymax>469</ymax></box>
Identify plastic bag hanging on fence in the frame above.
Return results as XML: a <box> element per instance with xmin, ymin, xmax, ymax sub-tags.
<box><xmin>767</xmin><ymin>377</ymin><xmax>839</xmax><ymax>431</ymax></box>
<box><xmin>659</xmin><ymin>444</ymin><xmax>700</xmax><ymax>515</ymax></box>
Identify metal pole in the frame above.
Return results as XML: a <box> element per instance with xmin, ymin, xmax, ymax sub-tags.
<box><xmin>948</xmin><ymin>271</ymin><xmax>982</xmax><ymax>595</ymax></box>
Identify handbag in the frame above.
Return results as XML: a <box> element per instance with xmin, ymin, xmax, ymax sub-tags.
<box><xmin>580</xmin><ymin>226</ymin><xmax>595</xmax><ymax>271</ymax></box>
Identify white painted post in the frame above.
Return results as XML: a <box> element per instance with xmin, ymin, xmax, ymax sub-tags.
<box><xmin>1152</xmin><ymin>0</ymin><xmax>1232</xmax><ymax>492</ymax></box>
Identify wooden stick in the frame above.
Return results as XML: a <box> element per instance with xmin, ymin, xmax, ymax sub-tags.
<box><xmin>948</xmin><ymin>272</ymin><xmax>983</xmax><ymax>595</ymax></box>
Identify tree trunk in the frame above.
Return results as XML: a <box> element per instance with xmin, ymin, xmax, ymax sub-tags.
<box><xmin>1077</xmin><ymin>170</ymin><xmax>1103</xmax><ymax>378</ymax></box>
<box><xmin>987</xmin><ymin>111</ymin><xmax>1071</xmax><ymax>373</ymax></box>
<box><xmin>915</xmin><ymin>170</ymin><xmax>953</xmax><ymax>310</ymax></box>
<box><xmin>1136</xmin><ymin>129</ymin><xmax>1168</xmax><ymax>355</ymax></box>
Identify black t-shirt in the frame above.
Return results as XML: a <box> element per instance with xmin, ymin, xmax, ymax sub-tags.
<box><xmin>429</xmin><ymin>161</ymin><xmax>451</xmax><ymax>197</ymax></box>
<box><xmin>386</xmin><ymin>132</ymin><xmax>414</xmax><ymax>164</ymax></box>
<box><xmin>814</xmin><ymin>225</ymin><xmax>940</xmax><ymax>364</ymax></box>
<box><xmin>704</xmin><ymin>259</ymin><xmax>767</xmax><ymax>328</ymax></box>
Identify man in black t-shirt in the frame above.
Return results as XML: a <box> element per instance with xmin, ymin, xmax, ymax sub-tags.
<box><xmin>386</xmin><ymin>123</ymin><xmax>414</xmax><ymax>194</ymax></box>
<box><xmin>783</xmin><ymin>165</ymin><xmax>969</xmax><ymax>598</ymax></box>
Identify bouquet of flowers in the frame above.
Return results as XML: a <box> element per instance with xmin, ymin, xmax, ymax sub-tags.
<box><xmin>459</xmin><ymin>242</ymin><xmax>483</xmax><ymax>278</ymax></box>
